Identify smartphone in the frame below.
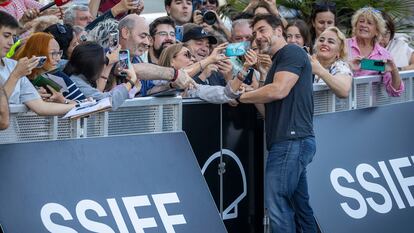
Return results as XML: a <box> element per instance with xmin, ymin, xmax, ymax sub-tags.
<box><xmin>244</xmin><ymin>68</ymin><xmax>254</xmax><ymax>85</ymax></box>
<box><xmin>360</xmin><ymin>59</ymin><xmax>385</xmax><ymax>72</ymax></box>
<box><xmin>119</xmin><ymin>49</ymin><xmax>130</xmax><ymax>70</ymax></box>
<box><xmin>108</xmin><ymin>30</ymin><xmax>119</xmax><ymax>51</ymax></box>
<box><xmin>175</xmin><ymin>25</ymin><xmax>184</xmax><ymax>42</ymax></box>
<box><xmin>225</xmin><ymin>41</ymin><xmax>251</xmax><ymax>57</ymax></box>
<box><xmin>32</xmin><ymin>74</ymin><xmax>62</xmax><ymax>92</ymax></box>
<box><xmin>36</xmin><ymin>56</ymin><xmax>47</xmax><ymax>68</ymax></box>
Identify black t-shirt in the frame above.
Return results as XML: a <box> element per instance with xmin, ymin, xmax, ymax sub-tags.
<box><xmin>264</xmin><ymin>44</ymin><xmax>314</xmax><ymax>148</ymax></box>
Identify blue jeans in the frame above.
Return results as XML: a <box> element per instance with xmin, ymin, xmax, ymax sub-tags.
<box><xmin>265</xmin><ymin>136</ymin><xmax>317</xmax><ymax>233</ymax></box>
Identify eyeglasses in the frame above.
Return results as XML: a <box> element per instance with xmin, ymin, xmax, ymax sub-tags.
<box><xmin>57</xmin><ymin>24</ymin><xmax>67</xmax><ymax>34</ymax></box>
<box><xmin>313</xmin><ymin>1</ymin><xmax>336</xmax><ymax>11</ymax></box>
<box><xmin>202</xmin><ymin>0</ymin><xmax>217</xmax><ymax>5</ymax></box>
<box><xmin>50</xmin><ymin>50</ymin><xmax>63</xmax><ymax>58</ymax></box>
<box><xmin>155</xmin><ymin>31</ymin><xmax>176</xmax><ymax>37</ymax></box>
<box><xmin>361</xmin><ymin>6</ymin><xmax>381</xmax><ymax>14</ymax></box>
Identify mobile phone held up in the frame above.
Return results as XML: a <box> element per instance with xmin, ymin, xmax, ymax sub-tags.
<box><xmin>108</xmin><ymin>30</ymin><xmax>119</xmax><ymax>52</ymax></box>
<box><xmin>225</xmin><ymin>41</ymin><xmax>251</xmax><ymax>57</ymax></box>
<box><xmin>119</xmin><ymin>50</ymin><xmax>130</xmax><ymax>70</ymax></box>
<box><xmin>175</xmin><ymin>25</ymin><xmax>184</xmax><ymax>42</ymax></box>
<box><xmin>36</xmin><ymin>56</ymin><xmax>47</xmax><ymax>68</ymax></box>
<box><xmin>360</xmin><ymin>59</ymin><xmax>386</xmax><ymax>72</ymax></box>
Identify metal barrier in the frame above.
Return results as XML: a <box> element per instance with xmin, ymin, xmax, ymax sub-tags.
<box><xmin>1</xmin><ymin>71</ymin><xmax>414</xmax><ymax>144</ymax></box>
<box><xmin>0</xmin><ymin>97</ymin><xmax>182</xmax><ymax>144</ymax></box>
<box><xmin>313</xmin><ymin>70</ymin><xmax>414</xmax><ymax>114</ymax></box>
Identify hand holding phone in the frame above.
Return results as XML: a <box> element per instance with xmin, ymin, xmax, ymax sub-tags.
<box><xmin>36</xmin><ymin>56</ymin><xmax>47</xmax><ymax>68</ymax></box>
<box><xmin>118</xmin><ymin>50</ymin><xmax>130</xmax><ymax>70</ymax></box>
<box><xmin>175</xmin><ymin>25</ymin><xmax>184</xmax><ymax>42</ymax></box>
<box><xmin>360</xmin><ymin>59</ymin><xmax>385</xmax><ymax>72</ymax></box>
<box><xmin>225</xmin><ymin>42</ymin><xmax>251</xmax><ymax>57</ymax></box>
<box><xmin>108</xmin><ymin>30</ymin><xmax>119</xmax><ymax>52</ymax></box>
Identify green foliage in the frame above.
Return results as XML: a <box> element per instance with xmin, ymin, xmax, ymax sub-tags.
<box><xmin>219</xmin><ymin>0</ymin><xmax>414</xmax><ymax>35</ymax></box>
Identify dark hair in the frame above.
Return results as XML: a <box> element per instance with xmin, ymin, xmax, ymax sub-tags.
<box><xmin>310</xmin><ymin>1</ymin><xmax>336</xmax><ymax>41</ymax></box>
<box><xmin>63</xmin><ymin>42</ymin><xmax>105</xmax><ymax>85</ymax></box>
<box><xmin>253</xmin><ymin>2</ymin><xmax>273</xmax><ymax>15</ymax></box>
<box><xmin>0</xmin><ymin>11</ymin><xmax>19</xmax><ymax>29</ymax></box>
<box><xmin>286</xmin><ymin>19</ymin><xmax>312</xmax><ymax>48</ymax></box>
<box><xmin>381</xmin><ymin>12</ymin><xmax>395</xmax><ymax>40</ymax></box>
<box><xmin>149</xmin><ymin>16</ymin><xmax>176</xmax><ymax>37</ymax></box>
<box><xmin>251</xmin><ymin>14</ymin><xmax>284</xmax><ymax>30</ymax></box>
<box><xmin>44</xmin><ymin>24</ymin><xmax>74</xmax><ymax>59</ymax></box>
<box><xmin>232</xmin><ymin>12</ymin><xmax>254</xmax><ymax>21</ymax></box>
<box><xmin>164</xmin><ymin>0</ymin><xmax>172</xmax><ymax>7</ymax></box>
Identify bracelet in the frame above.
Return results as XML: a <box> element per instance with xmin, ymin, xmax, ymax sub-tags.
<box><xmin>235</xmin><ymin>96</ymin><xmax>242</xmax><ymax>104</ymax></box>
<box><xmin>169</xmin><ymin>82</ymin><xmax>174</xmax><ymax>89</ymax></box>
<box><xmin>100</xmin><ymin>76</ymin><xmax>108</xmax><ymax>80</ymax></box>
<box><xmin>171</xmin><ymin>68</ymin><xmax>179</xmax><ymax>82</ymax></box>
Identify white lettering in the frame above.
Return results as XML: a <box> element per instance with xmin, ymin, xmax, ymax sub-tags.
<box><xmin>378</xmin><ymin>161</ymin><xmax>406</xmax><ymax>209</ymax></box>
<box><xmin>152</xmin><ymin>193</ymin><xmax>187</xmax><ymax>233</ymax></box>
<box><xmin>390</xmin><ymin>157</ymin><xmax>414</xmax><ymax>206</ymax></box>
<box><xmin>356</xmin><ymin>164</ymin><xmax>392</xmax><ymax>214</ymax></box>
<box><xmin>330</xmin><ymin>168</ymin><xmax>367</xmax><ymax>219</ymax></box>
<box><xmin>40</xmin><ymin>203</ymin><xmax>77</xmax><ymax>233</ymax></box>
<box><xmin>107</xmin><ymin>198</ymin><xmax>129</xmax><ymax>233</ymax></box>
<box><xmin>76</xmin><ymin>200</ymin><xmax>115</xmax><ymax>233</ymax></box>
<box><xmin>122</xmin><ymin>195</ymin><xmax>157</xmax><ymax>233</ymax></box>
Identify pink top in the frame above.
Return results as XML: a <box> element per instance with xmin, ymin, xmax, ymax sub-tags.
<box><xmin>347</xmin><ymin>37</ymin><xmax>404</xmax><ymax>97</ymax></box>
<box><xmin>0</xmin><ymin>0</ymin><xmax>43</xmax><ymax>20</ymax></box>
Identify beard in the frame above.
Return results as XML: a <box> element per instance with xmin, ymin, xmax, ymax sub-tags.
<box><xmin>153</xmin><ymin>41</ymin><xmax>174</xmax><ymax>58</ymax></box>
<box><xmin>256</xmin><ymin>34</ymin><xmax>277</xmax><ymax>55</ymax></box>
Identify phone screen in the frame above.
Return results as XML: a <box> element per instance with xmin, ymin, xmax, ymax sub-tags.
<box><xmin>360</xmin><ymin>59</ymin><xmax>385</xmax><ymax>72</ymax></box>
<box><xmin>108</xmin><ymin>30</ymin><xmax>119</xmax><ymax>51</ymax></box>
<box><xmin>119</xmin><ymin>50</ymin><xmax>130</xmax><ymax>70</ymax></box>
<box><xmin>225</xmin><ymin>41</ymin><xmax>251</xmax><ymax>57</ymax></box>
<box><xmin>175</xmin><ymin>26</ymin><xmax>184</xmax><ymax>42</ymax></box>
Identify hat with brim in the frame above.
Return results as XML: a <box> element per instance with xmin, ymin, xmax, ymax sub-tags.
<box><xmin>183</xmin><ymin>26</ymin><xmax>217</xmax><ymax>45</ymax></box>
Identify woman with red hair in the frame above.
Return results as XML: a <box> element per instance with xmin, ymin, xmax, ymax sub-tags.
<box><xmin>14</xmin><ymin>32</ymin><xmax>86</xmax><ymax>103</ymax></box>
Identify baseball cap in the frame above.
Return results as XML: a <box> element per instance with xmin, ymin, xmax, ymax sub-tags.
<box><xmin>183</xmin><ymin>26</ymin><xmax>217</xmax><ymax>45</ymax></box>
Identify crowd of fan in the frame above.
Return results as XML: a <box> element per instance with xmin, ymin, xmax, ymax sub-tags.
<box><xmin>0</xmin><ymin>0</ymin><xmax>412</xmax><ymax>130</ymax></box>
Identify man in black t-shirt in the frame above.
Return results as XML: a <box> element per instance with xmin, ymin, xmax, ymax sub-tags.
<box><xmin>238</xmin><ymin>14</ymin><xmax>316</xmax><ymax>233</ymax></box>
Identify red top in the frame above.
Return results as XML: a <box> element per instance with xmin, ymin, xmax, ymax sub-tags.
<box><xmin>98</xmin><ymin>0</ymin><xmax>120</xmax><ymax>13</ymax></box>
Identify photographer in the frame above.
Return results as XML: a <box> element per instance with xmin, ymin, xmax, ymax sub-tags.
<box><xmin>192</xmin><ymin>0</ymin><xmax>231</xmax><ymax>42</ymax></box>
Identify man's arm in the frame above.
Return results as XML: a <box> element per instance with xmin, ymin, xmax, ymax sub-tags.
<box><xmin>239</xmin><ymin>71</ymin><xmax>298</xmax><ymax>104</ymax></box>
<box><xmin>24</xmin><ymin>99</ymin><xmax>75</xmax><ymax>116</ymax></box>
<box><xmin>0</xmin><ymin>86</ymin><xmax>9</xmax><ymax>130</ymax></box>
<box><xmin>132</xmin><ymin>63</ymin><xmax>195</xmax><ymax>89</ymax></box>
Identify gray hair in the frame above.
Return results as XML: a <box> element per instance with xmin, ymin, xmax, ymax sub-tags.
<box><xmin>231</xmin><ymin>19</ymin><xmax>252</xmax><ymax>37</ymax></box>
<box><xmin>87</xmin><ymin>19</ymin><xmax>119</xmax><ymax>48</ymax></box>
<box><xmin>118</xmin><ymin>16</ymin><xmax>137</xmax><ymax>32</ymax></box>
<box><xmin>64</xmin><ymin>5</ymin><xmax>89</xmax><ymax>26</ymax></box>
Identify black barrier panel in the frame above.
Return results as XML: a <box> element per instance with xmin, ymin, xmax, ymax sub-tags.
<box><xmin>183</xmin><ymin>103</ymin><xmax>264</xmax><ymax>233</ymax></box>
<box><xmin>0</xmin><ymin>132</ymin><xmax>227</xmax><ymax>233</ymax></box>
<box><xmin>310</xmin><ymin>101</ymin><xmax>414</xmax><ymax>233</ymax></box>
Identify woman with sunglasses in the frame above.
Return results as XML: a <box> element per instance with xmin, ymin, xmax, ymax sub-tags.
<box><xmin>347</xmin><ymin>7</ymin><xmax>403</xmax><ymax>96</ymax></box>
<box><xmin>14</xmin><ymin>32</ymin><xmax>86</xmax><ymax>103</ymax></box>
<box><xmin>157</xmin><ymin>43</ymin><xmax>247</xmax><ymax>103</ymax></box>
<box><xmin>310</xmin><ymin>1</ymin><xmax>336</xmax><ymax>47</ymax></box>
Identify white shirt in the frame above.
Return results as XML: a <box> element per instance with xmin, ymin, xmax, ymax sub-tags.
<box><xmin>0</xmin><ymin>58</ymin><xmax>40</xmax><ymax>104</ymax></box>
<box><xmin>386</xmin><ymin>35</ymin><xmax>414</xmax><ymax>68</ymax></box>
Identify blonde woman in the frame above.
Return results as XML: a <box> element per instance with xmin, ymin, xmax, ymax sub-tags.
<box><xmin>310</xmin><ymin>26</ymin><xmax>352</xmax><ymax>98</ymax></box>
<box><xmin>347</xmin><ymin>7</ymin><xmax>403</xmax><ymax>97</ymax></box>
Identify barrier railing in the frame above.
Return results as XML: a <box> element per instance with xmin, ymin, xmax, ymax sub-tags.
<box><xmin>1</xmin><ymin>71</ymin><xmax>414</xmax><ymax>143</ymax></box>
<box><xmin>313</xmin><ymin>70</ymin><xmax>414</xmax><ymax>114</ymax></box>
<box><xmin>0</xmin><ymin>97</ymin><xmax>182</xmax><ymax>144</ymax></box>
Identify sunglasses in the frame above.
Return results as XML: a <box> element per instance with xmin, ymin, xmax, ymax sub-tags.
<box><xmin>361</xmin><ymin>6</ymin><xmax>381</xmax><ymax>14</ymax></box>
<box><xmin>313</xmin><ymin>1</ymin><xmax>336</xmax><ymax>11</ymax></box>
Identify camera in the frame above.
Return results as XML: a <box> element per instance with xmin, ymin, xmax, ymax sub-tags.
<box><xmin>199</xmin><ymin>9</ymin><xmax>217</xmax><ymax>25</ymax></box>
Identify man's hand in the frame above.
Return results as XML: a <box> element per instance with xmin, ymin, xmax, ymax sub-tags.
<box><xmin>257</xmin><ymin>54</ymin><xmax>272</xmax><ymax>76</ymax></box>
<box><xmin>112</xmin><ymin>0</ymin><xmax>140</xmax><ymax>16</ymax></box>
<box><xmin>172</xmin><ymin>69</ymin><xmax>196</xmax><ymax>89</ymax></box>
<box><xmin>20</xmin><ymin>8</ymin><xmax>40</xmax><ymax>23</ymax></box>
<box><xmin>193</xmin><ymin>10</ymin><xmax>203</xmax><ymax>25</ymax></box>
<box><xmin>41</xmin><ymin>7</ymin><xmax>64</xmax><ymax>19</ymax></box>
<box><xmin>244</xmin><ymin>49</ymin><xmax>258</xmax><ymax>68</ymax></box>
<box><xmin>207</xmin><ymin>42</ymin><xmax>228</xmax><ymax>63</ymax></box>
<box><xmin>10</xmin><ymin>57</ymin><xmax>39</xmax><ymax>79</ymax></box>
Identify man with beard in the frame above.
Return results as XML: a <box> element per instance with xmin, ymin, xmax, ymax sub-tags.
<box><xmin>183</xmin><ymin>25</ymin><xmax>232</xmax><ymax>86</ymax></box>
<box><xmin>118</xmin><ymin>14</ymin><xmax>154</xmax><ymax>96</ymax></box>
<box><xmin>237</xmin><ymin>14</ymin><xmax>317</xmax><ymax>233</ymax></box>
<box><xmin>148</xmin><ymin>16</ymin><xmax>176</xmax><ymax>65</ymax></box>
<box><xmin>165</xmin><ymin>0</ymin><xmax>192</xmax><ymax>26</ymax></box>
